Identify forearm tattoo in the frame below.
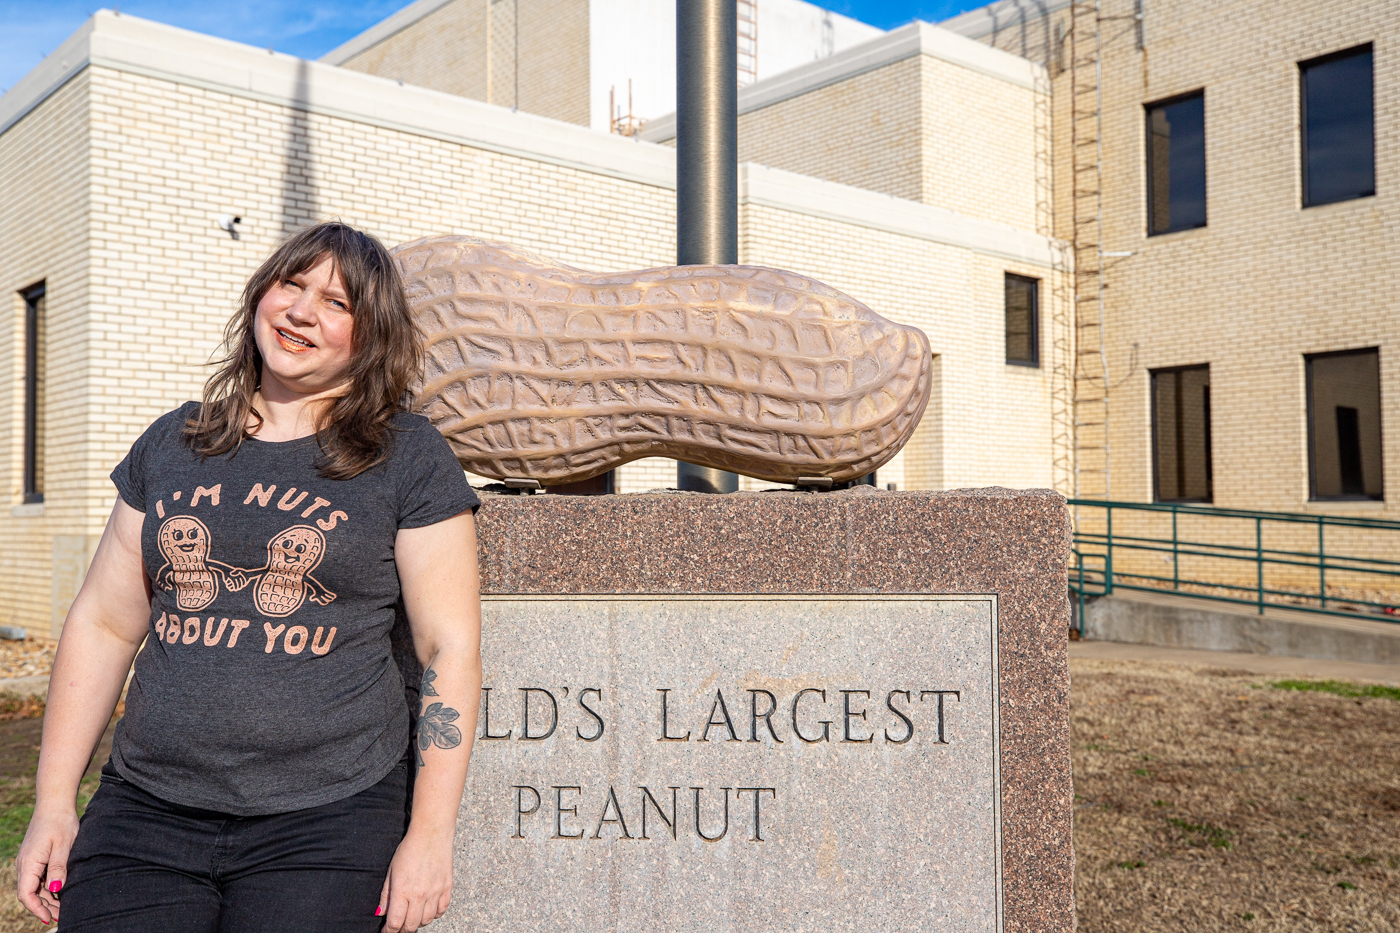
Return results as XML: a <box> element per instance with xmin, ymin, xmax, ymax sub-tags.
<box><xmin>415</xmin><ymin>666</ymin><xmax>463</xmax><ymax>768</ymax></box>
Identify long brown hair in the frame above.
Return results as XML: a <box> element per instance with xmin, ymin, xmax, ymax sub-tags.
<box><xmin>185</xmin><ymin>222</ymin><xmax>421</xmax><ymax>480</ymax></box>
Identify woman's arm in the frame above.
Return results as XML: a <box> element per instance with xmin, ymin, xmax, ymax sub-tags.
<box><xmin>17</xmin><ymin>499</ymin><xmax>152</xmax><ymax>924</ymax></box>
<box><xmin>379</xmin><ymin>510</ymin><xmax>482</xmax><ymax>933</ymax></box>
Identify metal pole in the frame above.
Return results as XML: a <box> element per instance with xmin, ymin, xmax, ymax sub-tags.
<box><xmin>1318</xmin><ymin>517</ymin><xmax>1327</xmax><ymax>609</ymax></box>
<box><xmin>1256</xmin><ymin>516</ymin><xmax>1264</xmax><ymax>614</ymax></box>
<box><xmin>1172</xmin><ymin>507</ymin><xmax>1179</xmax><ymax>592</ymax></box>
<box><xmin>1105</xmin><ymin>504</ymin><xmax>1113</xmax><ymax>594</ymax></box>
<box><xmin>675</xmin><ymin>0</ymin><xmax>739</xmax><ymax>494</ymax></box>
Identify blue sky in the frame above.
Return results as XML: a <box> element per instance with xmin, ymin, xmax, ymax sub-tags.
<box><xmin>0</xmin><ymin>1</ymin><xmax>985</xmax><ymax>96</ymax></box>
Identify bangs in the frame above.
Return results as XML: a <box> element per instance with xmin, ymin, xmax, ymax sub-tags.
<box><xmin>259</xmin><ymin>223</ymin><xmax>383</xmax><ymax>317</ymax></box>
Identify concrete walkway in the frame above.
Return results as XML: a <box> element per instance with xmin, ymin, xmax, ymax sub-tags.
<box><xmin>1070</xmin><ymin>638</ymin><xmax>1400</xmax><ymax>685</ymax></box>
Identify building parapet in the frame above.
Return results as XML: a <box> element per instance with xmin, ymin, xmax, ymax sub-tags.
<box><xmin>742</xmin><ymin>164</ymin><xmax>1060</xmax><ymax>268</ymax></box>
<box><xmin>639</xmin><ymin>20</ymin><xmax>1047</xmax><ymax>143</ymax></box>
<box><xmin>319</xmin><ymin>0</ymin><xmax>458</xmax><ymax>66</ymax></box>
<box><xmin>938</xmin><ymin>0</ymin><xmax>1074</xmax><ymax>43</ymax></box>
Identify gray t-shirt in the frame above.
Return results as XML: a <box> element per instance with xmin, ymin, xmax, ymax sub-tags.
<box><xmin>109</xmin><ymin>402</ymin><xmax>480</xmax><ymax>815</ymax></box>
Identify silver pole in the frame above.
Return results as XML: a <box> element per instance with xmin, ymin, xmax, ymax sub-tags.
<box><xmin>676</xmin><ymin>0</ymin><xmax>740</xmax><ymax>494</ymax></box>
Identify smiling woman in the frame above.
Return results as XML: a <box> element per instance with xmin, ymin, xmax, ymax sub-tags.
<box><xmin>16</xmin><ymin>222</ymin><xmax>483</xmax><ymax>933</ymax></box>
<box><xmin>186</xmin><ymin>222</ymin><xmax>422</xmax><ymax>479</ymax></box>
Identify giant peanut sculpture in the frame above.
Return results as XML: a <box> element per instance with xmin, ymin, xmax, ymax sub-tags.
<box><xmin>392</xmin><ymin>236</ymin><xmax>932</xmax><ymax>485</ymax></box>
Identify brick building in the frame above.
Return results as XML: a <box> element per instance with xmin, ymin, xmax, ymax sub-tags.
<box><xmin>1</xmin><ymin>0</ymin><xmax>1394</xmax><ymax>634</ymax></box>
<box><xmin>0</xmin><ymin>8</ymin><xmax>1054</xmax><ymax>634</ymax></box>
<box><xmin>940</xmin><ymin>0</ymin><xmax>1398</xmax><ymax>515</ymax></box>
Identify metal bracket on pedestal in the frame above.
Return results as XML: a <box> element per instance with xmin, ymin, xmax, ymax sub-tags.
<box><xmin>795</xmin><ymin>476</ymin><xmax>834</xmax><ymax>491</ymax></box>
<box><xmin>502</xmin><ymin>478</ymin><xmax>542</xmax><ymax>495</ymax></box>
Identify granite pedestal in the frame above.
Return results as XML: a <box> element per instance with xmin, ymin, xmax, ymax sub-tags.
<box><xmin>430</xmin><ymin>487</ymin><xmax>1072</xmax><ymax>933</ymax></box>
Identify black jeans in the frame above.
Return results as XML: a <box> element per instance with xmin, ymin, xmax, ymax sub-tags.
<box><xmin>59</xmin><ymin>761</ymin><xmax>408</xmax><ymax>932</ymax></box>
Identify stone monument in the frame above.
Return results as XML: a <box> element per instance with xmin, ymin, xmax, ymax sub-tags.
<box><xmin>388</xmin><ymin>4</ymin><xmax>1072</xmax><ymax>929</ymax></box>
<box><xmin>423</xmin><ymin>487</ymin><xmax>1073</xmax><ymax>933</ymax></box>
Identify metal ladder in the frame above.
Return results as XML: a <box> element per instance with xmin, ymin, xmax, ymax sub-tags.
<box><xmin>737</xmin><ymin>0</ymin><xmax>758</xmax><ymax>87</ymax></box>
<box><xmin>1067</xmin><ymin>0</ymin><xmax>1110</xmax><ymax>502</ymax></box>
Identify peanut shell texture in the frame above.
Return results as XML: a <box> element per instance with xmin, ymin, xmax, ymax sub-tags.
<box><xmin>392</xmin><ymin>236</ymin><xmax>932</xmax><ymax>485</ymax></box>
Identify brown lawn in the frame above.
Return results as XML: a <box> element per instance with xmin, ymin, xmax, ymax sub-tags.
<box><xmin>1071</xmin><ymin>658</ymin><xmax>1400</xmax><ymax>932</ymax></box>
<box><xmin>0</xmin><ymin>658</ymin><xmax>1394</xmax><ymax>931</ymax></box>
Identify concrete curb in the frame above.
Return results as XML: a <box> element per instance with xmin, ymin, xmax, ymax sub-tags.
<box><xmin>1082</xmin><ymin>590</ymin><xmax>1400</xmax><ymax>665</ymax></box>
<box><xmin>1069</xmin><ymin>640</ymin><xmax>1400</xmax><ymax>685</ymax></box>
<box><xmin>0</xmin><ymin>675</ymin><xmax>51</xmax><ymax>698</ymax></box>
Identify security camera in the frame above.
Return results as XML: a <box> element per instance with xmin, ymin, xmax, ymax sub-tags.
<box><xmin>217</xmin><ymin>214</ymin><xmax>243</xmax><ymax>240</ymax></box>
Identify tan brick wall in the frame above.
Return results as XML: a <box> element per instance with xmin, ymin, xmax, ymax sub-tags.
<box><xmin>920</xmin><ymin>56</ymin><xmax>1041</xmax><ymax>231</ymax></box>
<box><xmin>736</xmin><ymin>57</ymin><xmax>924</xmax><ymax>203</ymax></box>
<box><xmin>515</xmin><ymin>0</ymin><xmax>591</xmax><ymax>125</ymax></box>
<box><xmin>0</xmin><ymin>73</ymin><xmax>94</xmax><ymax>636</ymax></box>
<box><xmin>342</xmin><ymin>0</ymin><xmax>590</xmax><ymax>125</ymax></box>
<box><xmin>341</xmin><ymin>0</ymin><xmax>489</xmax><ymax>102</ymax></box>
<box><xmin>733</xmin><ymin>53</ymin><xmax>1043</xmax><ymax>230</ymax></box>
<box><xmin>957</xmin><ymin>0</ymin><xmax>1400</xmax><ymax>522</ymax></box>
<box><xmin>487</xmin><ymin>0</ymin><xmax>516</xmax><ymax>107</ymax></box>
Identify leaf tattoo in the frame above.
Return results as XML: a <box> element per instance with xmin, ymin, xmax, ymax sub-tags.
<box><xmin>414</xmin><ymin>666</ymin><xmax>460</xmax><ymax>768</ymax></box>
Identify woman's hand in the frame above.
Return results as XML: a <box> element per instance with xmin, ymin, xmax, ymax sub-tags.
<box><xmin>377</xmin><ymin>827</ymin><xmax>454</xmax><ymax>931</ymax></box>
<box><xmin>16</xmin><ymin>804</ymin><xmax>79</xmax><ymax>924</ymax></box>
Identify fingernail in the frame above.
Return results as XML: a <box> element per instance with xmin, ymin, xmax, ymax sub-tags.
<box><xmin>375</xmin><ymin>906</ymin><xmax>383</xmax><ymax>916</ymax></box>
<box><xmin>49</xmin><ymin>880</ymin><xmax>62</xmax><ymax>893</ymax></box>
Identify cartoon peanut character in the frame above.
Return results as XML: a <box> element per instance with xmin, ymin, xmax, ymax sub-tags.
<box><xmin>154</xmin><ymin>516</ymin><xmax>242</xmax><ymax>611</ymax></box>
<box><xmin>236</xmin><ymin>525</ymin><xmax>337</xmax><ymax>617</ymax></box>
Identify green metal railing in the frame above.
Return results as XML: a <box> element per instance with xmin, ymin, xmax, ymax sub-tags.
<box><xmin>1068</xmin><ymin>499</ymin><xmax>1400</xmax><ymax>628</ymax></box>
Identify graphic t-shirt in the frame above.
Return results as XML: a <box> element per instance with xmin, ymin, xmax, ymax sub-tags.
<box><xmin>109</xmin><ymin>402</ymin><xmax>480</xmax><ymax>815</ymax></box>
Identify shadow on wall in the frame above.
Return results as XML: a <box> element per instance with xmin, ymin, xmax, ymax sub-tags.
<box><xmin>281</xmin><ymin>59</ymin><xmax>319</xmax><ymax>235</ymax></box>
<box><xmin>981</xmin><ymin>0</ymin><xmax>1058</xmax><ymax>67</ymax></box>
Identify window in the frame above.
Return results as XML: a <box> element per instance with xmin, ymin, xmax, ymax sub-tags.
<box><xmin>1300</xmin><ymin>45</ymin><xmax>1374</xmax><ymax>207</ymax></box>
<box><xmin>1307</xmin><ymin>349</ymin><xmax>1382</xmax><ymax>500</ymax></box>
<box><xmin>21</xmin><ymin>282</ymin><xmax>46</xmax><ymax>504</ymax></box>
<box><xmin>1151</xmin><ymin>365</ymin><xmax>1212</xmax><ymax>502</ymax></box>
<box><xmin>1004</xmin><ymin>273</ymin><xmax>1039</xmax><ymax>366</ymax></box>
<box><xmin>1145</xmin><ymin>91</ymin><xmax>1207</xmax><ymax>235</ymax></box>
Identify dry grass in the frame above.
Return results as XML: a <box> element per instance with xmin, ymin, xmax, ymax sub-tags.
<box><xmin>0</xmin><ymin>660</ymin><xmax>1393</xmax><ymax>931</ymax></box>
<box><xmin>1071</xmin><ymin>658</ymin><xmax>1400</xmax><ymax>932</ymax></box>
<box><xmin>0</xmin><ymin>863</ymin><xmax>42</xmax><ymax>933</ymax></box>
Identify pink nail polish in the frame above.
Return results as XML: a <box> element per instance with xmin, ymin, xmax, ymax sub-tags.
<box><xmin>49</xmin><ymin>880</ymin><xmax>62</xmax><ymax>893</ymax></box>
<box><xmin>375</xmin><ymin>906</ymin><xmax>383</xmax><ymax>916</ymax></box>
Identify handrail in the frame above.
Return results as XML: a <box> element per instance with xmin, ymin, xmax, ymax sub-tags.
<box><xmin>1069</xmin><ymin>498</ymin><xmax>1400</xmax><ymax>530</ymax></box>
<box><xmin>1067</xmin><ymin>499</ymin><xmax>1400</xmax><ymax>627</ymax></box>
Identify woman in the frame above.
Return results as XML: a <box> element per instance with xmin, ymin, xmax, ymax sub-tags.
<box><xmin>16</xmin><ymin>223</ymin><xmax>482</xmax><ymax>932</ymax></box>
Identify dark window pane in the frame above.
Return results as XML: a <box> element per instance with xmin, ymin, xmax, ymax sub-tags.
<box><xmin>22</xmin><ymin>283</ymin><xmax>45</xmax><ymax>504</ymax></box>
<box><xmin>1301</xmin><ymin>45</ymin><xmax>1374</xmax><ymax>207</ymax></box>
<box><xmin>1146</xmin><ymin>92</ymin><xmax>1206</xmax><ymax>235</ymax></box>
<box><xmin>1005</xmin><ymin>273</ymin><xmax>1039</xmax><ymax>366</ymax></box>
<box><xmin>1308</xmin><ymin>349</ymin><xmax>1383</xmax><ymax>500</ymax></box>
<box><xmin>1152</xmin><ymin>365</ymin><xmax>1212</xmax><ymax>502</ymax></box>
